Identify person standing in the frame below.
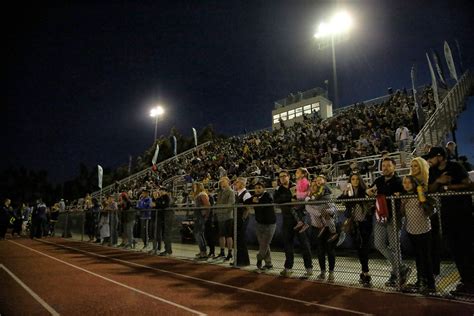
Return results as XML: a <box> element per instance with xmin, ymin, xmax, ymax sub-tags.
<box><xmin>339</xmin><ymin>173</ymin><xmax>373</xmax><ymax>286</ymax></box>
<box><xmin>233</xmin><ymin>177</ymin><xmax>251</xmax><ymax>267</ymax></box>
<box><xmin>192</xmin><ymin>182</ymin><xmax>210</xmax><ymax>259</ymax></box>
<box><xmin>30</xmin><ymin>199</ymin><xmax>47</xmax><ymax>239</ymax></box>
<box><xmin>120</xmin><ymin>192</ymin><xmax>136</xmax><ymax>249</ymax></box>
<box><xmin>137</xmin><ymin>190</ymin><xmax>152</xmax><ymax>250</ymax></box>
<box><xmin>245</xmin><ymin>180</ymin><xmax>276</xmax><ymax>270</ymax></box>
<box><xmin>214</xmin><ymin>177</ymin><xmax>235</xmax><ymax>261</ymax></box>
<box><xmin>274</xmin><ymin>170</ymin><xmax>313</xmax><ymax>277</ymax></box>
<box><xmin>367</xmin><ymin>157</ymin><xmax>411</xmax><ymax>287</ymax></box>
<box><xmin>157</xmin><ymin>186</ymin><xmax>174</xmax><ymax>256</ymax></box>
<box><xmin>426</xmin><ymin>146</ymin><xmax>473</xmax><ymax>295</ymax></box>
<box><xmin>0</xmin><ymin>199</ymin><xmax>11</xmax><ymax>240</ymax></box>
<box><xmin>395</xmin><ymin>124</ymin><xmax>410</xmax><ymax>151</ymax></box>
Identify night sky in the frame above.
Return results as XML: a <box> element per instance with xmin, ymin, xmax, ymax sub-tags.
<box><xmin>3</xmin><ymin>0</ymin><xmax>474</xmax><ymax>183</ymax></box>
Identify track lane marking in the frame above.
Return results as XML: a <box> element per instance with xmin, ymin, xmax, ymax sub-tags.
<box><xmin>34</xmin><ymin>239</ymin><xmax>371</xmax><ymax>315</ymax></box>
<box><xmin>8</xmin><ymin>240</ymin><xmax>206</xmax><ymax>316</ymax></box>
<box><xmin>0</xmin><ymin>263</ymin><xmax>60</xmax><ymax>316</ymax></box>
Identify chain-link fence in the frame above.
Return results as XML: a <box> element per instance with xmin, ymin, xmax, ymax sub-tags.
<box><xmin>51</xmin><ymin>191</ymin><xmax>473</xmax><ymax>302</ymax></box>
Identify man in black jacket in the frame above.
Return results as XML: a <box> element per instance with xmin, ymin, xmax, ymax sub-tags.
<box><xmin>274</xmin><ymin>170</ymin><xmax>313</xmax><ymax>277</ymax></box>
<box><xmin>367</xmin><ymin>157</ymin><xmax>411</xmax><ymax>287</ymax></box>
<box><xmin>245</xmin><ymin>180</ymin><xmax>276</xmax><ymax>270</ymax></box>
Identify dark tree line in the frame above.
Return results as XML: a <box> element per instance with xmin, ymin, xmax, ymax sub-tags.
<box><xmin>1</xmin><ymin>125</ymin><xmax>219</xmax><ymax>205</ymax></box>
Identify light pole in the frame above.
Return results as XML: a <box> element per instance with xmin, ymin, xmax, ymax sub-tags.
<box><xmin>149</xmin><ymin>105</ymin><xmax>164</xmax><ymax>141</ymax></box>
<box><xmin>314</xmin><ymin>11</ymin><xmax>353</xmax><ymax>109</ymax></box>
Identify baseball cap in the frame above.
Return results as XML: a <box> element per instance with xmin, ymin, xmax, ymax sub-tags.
<box><xmin>423</xmin><ymin>146</ymin><xmax>446</xmax><ymax>159</ymax></box>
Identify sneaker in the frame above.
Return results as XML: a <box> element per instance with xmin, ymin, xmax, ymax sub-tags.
<box><xmin>293</xmin><ymin>221</ymin><xmax>304</xmax><ymax>231</ymax></box>
<box><xmin>400</xmin><ymin>266</ymin><xmax>412</xmax><ymax>286</ymax></box>
<box><xmin>224</xmin><ymin>253</ymin><xmax>233</xmax><ymax>261</ymax></box>
<box><xmin>280</xmin><ymin>269</ymin><xmax>293</xmax><ymax>277</ymax></box>
<box><xmin>317</xmin><ymin>271</ymin><xmax>326</xmax><ymax>280</ymax></box>
<box><xmin>359</xmin><ymin>273</ymin><xmax>371</xmax><ymax>286</ymax></box>
<box><xmin>256</xmin><ymin>259</ymin><xmax>263</xmax><ymax>269</ymax></box>
<box><xmin>327</xmin><ymin>271</ymin><xmax>335</xmax><ymax>282</ymax></box>
<box><xmin>262</xmin><ymin>264</ymin><xmax>273</xmax><ymax>271</ymax></box>
<box><xmin>215</xmin><ymin>253</ymin><xmax>226</xmax><ymax>260</ymax></box>
<box><xmin>208</xmin><ymin>253</ymin><xmax>215</xmax><ymax>259</ymax></box>
<box><xmin>303</xmin><ymin>268</ymin><xmax>313</xmax><ymax>277</ymax></box>
<box><xmin>385</xmin><ymin>274</ymin><xmax>397</xmax><ymax>287</ymax></box>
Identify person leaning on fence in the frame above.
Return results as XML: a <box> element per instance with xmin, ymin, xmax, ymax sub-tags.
<box><xmin>119</xmin><ymin>192</ymin><xmax>136</xmax><ymax>249</ymax></box>
<box><xmin>306</xmin><ymin>175</ymin><xmax>337</xmax><ymax>282</ymax></box>
<box><xmin>399</xmin><ymin>175</ymin><xmax>436</xmax><ymax>294</ymax></box>
<box><xmin>426</xmin><ymin>146</ymin><xmax>474</xmax><ymax>295</ymax></box>
<box><xmin>274</xmin><ymin>170</ymin><xmax>313</xmax><ymax>278</ymax></box>
<box><xmin>156</xmin><ymin>186</ymin><xmax>174</xmax><ymax>256</ymax></box>
<box><xmin>233</xmin><ymin>177</ymin><xmax>251</xmax><ymax>267</ymax></box>
<box><xmin>409</xmin><ymin>156</ymin><xmax>441</xmax><ymax>279</ymax></box>
<box><xmin>0</xmin><ymin>199</ymin><xmax>11</xmax><ymax>240</ymax></box>
<box><xmin>292</xmin><ymin>167</ymin><xmax>311</xmax><ymax>233</ymax></box>
<box><xmin>192</xmin><ymin>182</ymin><xmax>211</xmax><ymax>260</ymax></box>
<box><xmin>137</xmin><ymin>189</ymin><xmax>152</xmax><ymax>251</ymax></box>
<box><xmin>105</xmin><ymin>195</ymin><xmax>119</xmax><ymax>247</ymax></box>
<box><xmin>214</xmin><ymin>176</ymin><xmax>235</xmax><ymax>261</ymax></box>
<box><xmin>97</xmin><ymin>199</ymin><xmax>110</xmax><ymax>244</ymax></box>
<box><xmin>244</xmin><ymin>180</ymin><xmax>276</xmax><ymax>271</ymax></box>
<box><xmin>338</xmin><ymin>172</ymin><xmax>373</xmax><ymax>286</ymax></box>
<box><xmin>366</xmin><ymin>157</ymin><xmax>411</xmax><ymax>287</ymax></box>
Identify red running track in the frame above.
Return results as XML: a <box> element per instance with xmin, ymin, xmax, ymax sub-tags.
<box><xmin>1</xmin><ymin>238</ymin><xmax>473</xmax><ymax>315</ymax></box>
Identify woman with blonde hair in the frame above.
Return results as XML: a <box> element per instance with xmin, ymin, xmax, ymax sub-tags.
<box><xmin>409</xmin><ymin>157</ymin><xmax>430</xmax><ymax>189</ymax></box>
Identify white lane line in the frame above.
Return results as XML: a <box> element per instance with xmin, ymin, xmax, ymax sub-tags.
<box><xmin>0</xmin><ymin>263</ymin><xmax>60</xmax><ymax>316</ymax></box>
<box><xmin>38</xmin><ymin>239</ymin><xmax>371</xmax><ymax>315</ymax></box>
<box><xmin>8</xmin><ymin>241</ymin><xmax>206</xmax><ymax>316</ymax></box>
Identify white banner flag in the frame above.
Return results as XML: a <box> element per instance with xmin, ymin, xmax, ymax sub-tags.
<box><xmin>192</xmin><ymin>127</ymin><xmax>197</xmax><ymax>147</ymax></box>
<box><xmin>411</xmin><ymin>65</ymin><xmax>425</xmax><ymax>129</ymax></box>
<box><xmin>444</xmin><ymin>41</ymin><xmax>458</xmax><ymax>82</ymax></box>
<box><xmin>173</xmin><ymin>136</ymin><xmax>177</xmax><ymax>156</ymax></box>
<box><xmin>97</xmin><ymin>165</ymin><xmax>103</xmax><ymax>189</ymax></box>
<box><xmin>426</xmin><ymin>53</ymin><xmax>440</xmax><ymax>108</ymax></box>
<box><xmin>152</xmin><ymin>144</ymin><xmax>160</xmax><ymax>165</ymax></box>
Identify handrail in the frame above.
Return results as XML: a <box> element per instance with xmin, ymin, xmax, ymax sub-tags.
<box><xmin>413</xmin><ymin>70</ymin><xmax>472</xmax><ymax>155</ymax></box>
<box><xmin>91</xmin><ymin>141</ymin><xmax>212</xmax><ymax>198</ymax></box>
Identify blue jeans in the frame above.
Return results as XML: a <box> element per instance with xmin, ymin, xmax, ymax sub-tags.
<box><xmin>374</xmin><ymin>219</ymin><xmax>402</xmax><ymax>276</ymax></box>
<box><xmin>194</xmin><ymin>216</ymin><xmax>207</xmax><ymax>253</ymax></box>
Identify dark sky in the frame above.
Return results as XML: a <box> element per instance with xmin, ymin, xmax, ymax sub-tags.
<box><xmin>3</xmin><ymin>0</ymin><xmax>474</xmax><ymax>183</ymax></box>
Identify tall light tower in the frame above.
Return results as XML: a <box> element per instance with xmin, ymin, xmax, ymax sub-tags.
<box><xmin>149</xmin><ymin>105</ymin><xmax>165</xmax><ymax>141</ymax></box>
<box><xmin>314</xmin><ymin>11</ymin><xmax>353</xmax><ymax>109</ymax></box>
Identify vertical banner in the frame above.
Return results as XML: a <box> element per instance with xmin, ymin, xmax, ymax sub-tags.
<box><xmin>128</xmin><ymin>155</ymin><xmax>132</xmax><ymax>175</ymax></box>
<box><xmin>426</xmin><ymin>53</ymin><xmax>440</xmax><ymax>108</ymax></box>
<box><xmin>173</xmin><ymin>136</ymin><xmax>177</xmax><ymax>156</ymax></box>
<box><xmin>97</xmin><ymin>165</ymin><xmax>103</xmax><ymax>189</ymax></box>
<box><xmin>455</xmin><ymin>39</ymin><xmax>463</xmax><ymax>72</ymax></box>
<box><xmin>411</xmin><ymin>65</ymin><xmax>425</xmax><ymax>129</ymax></box>
<box><xmin>432</xmin><ymin>50</ymin><xmax>447</xmax><ymax>89</ymax></box>
<box><xmin>444</xmin><ymin>41</ymin><xmax>458</xmax><ymax>82</ymax></box>
<box><xmin>192</xmin><ymin>127</ymin><xmax>197</xmax><ymax>147</ymax></box>
<box><xmin>152</xmin><ymin>144</ymin><xmax>160</xmax><ymax>165</ymax></box>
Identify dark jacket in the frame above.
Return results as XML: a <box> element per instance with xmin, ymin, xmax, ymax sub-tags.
<box><xmin>370</xmin><ymin>174</ymin><xmax>403</xmax><ymax>220</ymax></box>
<box><xmin>245</xmin><ymin>191</ymin><xmax>276</xmax><ymax>225</ymax></box>
<box><xmin>273</xmin><ymin>184</ymin><xmax>293</xmax><ymax>219</ymax></box>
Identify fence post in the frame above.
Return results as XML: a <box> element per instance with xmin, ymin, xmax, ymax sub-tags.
<box><xmin>233</xmin><ymin>205</ymin><xmax>238</xmax><ymax>267</ymax></box>
<box><xmin>81</xmin><ymin>211</ymin><xmax>85</xmax><ymax>242</ymax></box>
<box><xmin>390</xmin><ymin>196</ymin><xmax>402</xmax><ymax>291</ymax></box>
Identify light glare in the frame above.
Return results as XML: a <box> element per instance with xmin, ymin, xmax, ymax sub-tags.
<box><xmin>314</xmin><ymin>10</ymin><xmax>353</xmax><ymax>39</ymax></box>
<box><xmin>150</xmin><ymin>105</ymin><xmax>165</xmax><ymax>117</ymax></box>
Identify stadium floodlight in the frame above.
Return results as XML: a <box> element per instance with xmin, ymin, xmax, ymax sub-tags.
<box><xmin>314</xmin><ymin>11</ymin><xmax>353</xmax><ymax>39</ymax></box>
<box><xmin>150</xmin><ymin>105</ymin><xmax>165</xmax><ymax>141</ymax></box>
<box><xmin>313</xmin><ymin>10</ymin><xmax>353</xmax><ymax>109</ymax></box>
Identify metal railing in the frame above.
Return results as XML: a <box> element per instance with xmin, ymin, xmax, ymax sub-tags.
<box><xmin>90</xmin><ymin>141</ymin><xmax>212</xmax><ymax>199</ymax></box>
<box><xmin>413</xmin><ymin>71</ymin><xmax>473</xmax><ymax>155</ymax></box>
